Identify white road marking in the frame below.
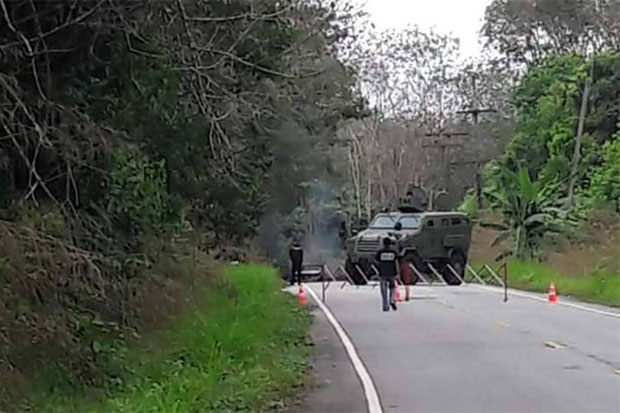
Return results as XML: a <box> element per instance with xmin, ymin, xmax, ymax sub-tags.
<box><xmin>545</xmin><ymin>341</ymin><xmax>566</xmax><ymax>349</ymax></box>
<box><xmin>475</xmin><ymin>285</ymin><xmax>620</xmax><ymax>318</ymax></box>
<box><xmin>304</xmin><ymin>284</ymin><xmax>383</xmax><ymax>413</ymax></box>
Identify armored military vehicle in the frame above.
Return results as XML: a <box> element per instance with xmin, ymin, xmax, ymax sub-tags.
<box><xmin>344</xmin><ymin>189</ymin><xmax>472</xmax><ymax>285</ymax></box>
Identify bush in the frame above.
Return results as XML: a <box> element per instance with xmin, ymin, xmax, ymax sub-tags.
<box><xmin>108</xmin><ymin>148</ymin><xmax>175</xmax><ymax>235</ymax></box>
<box><xmin>586</xmin><ymin>136</ymin><xmax>620</xmax><ymax>212</ymax></box>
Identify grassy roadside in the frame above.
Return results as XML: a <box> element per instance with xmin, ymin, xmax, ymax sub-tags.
<box><xmin>35</xmin><ymin>263</ymin><xmax>310</xmax><ymax>412</ymax></box>
<box><xmin>474</xmin><ymin>260</ymin><xmax>620</xmax><ymax>308</ymax></box>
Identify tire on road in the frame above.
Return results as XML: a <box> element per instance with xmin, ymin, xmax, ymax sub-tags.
<box><xmin>443</xmin><ymin>249</ymin><xmax>466</xmax><ymax>285</ymax></box>
<box><xmin>407</xmin><ymin>253</ymin><xmax>428</xmax><ymax>284</ymax></box>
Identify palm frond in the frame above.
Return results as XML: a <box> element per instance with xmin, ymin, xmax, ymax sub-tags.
<box><xmin>491</xmin><ymin>230</ymin><xmax>511</xmax><ymax>247</ymax></box>
<box><xmin>524</xmin><ymin>213</ymin><xmax>552</xmax><ymax>226</ymax></box>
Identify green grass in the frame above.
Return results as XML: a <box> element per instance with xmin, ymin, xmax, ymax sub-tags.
<box><xmin>36</xmin><ymin>263</ymin><xmax>310</xmax><ymax>412</ymax></box>
<box><xmin>494</xmin><ymin>260</ymin><xmax>620</xmax><ymax>308</ymax></box>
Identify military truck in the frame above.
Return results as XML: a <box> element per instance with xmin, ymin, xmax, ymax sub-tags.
<box><xmin>344</xmin><ymin>207</ymin><xmax>472</xmax><ymax>285</ymax></box>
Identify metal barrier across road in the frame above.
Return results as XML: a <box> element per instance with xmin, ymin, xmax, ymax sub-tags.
<box><xmin>316</xmin><ymin>261</ymin><xmax>508</xmax><ymax>303</ymax></box>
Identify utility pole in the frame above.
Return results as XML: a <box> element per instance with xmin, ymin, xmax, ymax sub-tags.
<box><xmin>455</xmin><ymin>71</ymin><xmax>497</xmax><ymax>209</ymax></box>
<box><xmin>422</xmin><ymin>131</ymin><xmax>467</xmax><ymax>208</ymax></box>
<box><xmin>449</xmin><ymin>158</ymin><xmax>491</xmax><ymax>209</ymax></box>
<box><xmin>568</xmin><ymin>60</ymin><xmax>594</xmax><ymax>206</ymax></box>
<box><xmin>455</xmin><ymin>73</ymin><xmax>496</xmax><ymax>124</ymax></box>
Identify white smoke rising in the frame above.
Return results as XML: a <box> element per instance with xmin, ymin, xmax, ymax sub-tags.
<box><xmin>256</xmin><ymin>179</ymin><xmax>346</xmax><ymax>275</ymax></box>
<box><xmin>302</xmin><ymin>180</ymin><xmax>346</xmax><ymax>268</ymax></box>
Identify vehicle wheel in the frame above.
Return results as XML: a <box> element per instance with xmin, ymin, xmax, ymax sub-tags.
<box><xmin>444</xmin><ymin>250</ymin><xmax>466</xmax><ymax>285</ymax></box>
<box><xmin>345</xmin><ymin>259</ymin><xmax>367</xmax><ymax>285</ymax></box>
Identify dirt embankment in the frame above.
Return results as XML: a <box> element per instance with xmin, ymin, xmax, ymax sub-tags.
<box><xmin>469</xmin><ymin>210</ymin><xmax>620</xmax><ymax>276</ymax></box>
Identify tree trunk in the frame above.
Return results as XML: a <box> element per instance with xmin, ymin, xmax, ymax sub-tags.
<box><xmin>568</xmin><ymin>72</ymin><xmax>592</xmax><ymax>206</ymax></box>
<box><xmin>475</xmin><ymin>171</ymin><xmax>483</xmax><ymax>209</ymax></box>
<box><xmin>347</xmin><ymin>142</ymin><xmax>362</xmax><ymax>221</ymax></box>
<box><xmin>365</xmin><ymin>177</ymin><xmax>372</xmax><ymax>220</ymax></box>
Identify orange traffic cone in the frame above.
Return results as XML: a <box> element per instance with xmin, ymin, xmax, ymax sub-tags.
<box><xmin>548</xmin><ymin>283</ymin><xmax>557</xmax><ymax>303</ymax></box>
<box><xmin>297</xmin><ymin>285</ymin><xmax>308</xmax><ymax>306</ymax></box>
<box><xmin>394</xmin><ymin>280</ymin><xmax>402</xmax><ymax>302</ymax></box>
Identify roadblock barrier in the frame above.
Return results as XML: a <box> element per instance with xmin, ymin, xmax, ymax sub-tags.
<box><xmin>427</xmin><ymin>263</ymin><xmax>449</xmax><ymax>285</ymax></box>
<box><xmin>466</xmin><ymin>264</ymin><xmax>487</xmax><ymax>285</ymax></box>
<box><xmin>355</xmin><ymin>264</ymin><xmax>371</xmax><ymax>285</ymax></box>
<box><xmin>445</xmin><ymin>264</ymin><xmax>467</xmax><ymax>285</ymax></box>
<box><xmin>304</xmin><ymin>260</ymin><xmax>508</xmax><ymax>304</ymax></box>
<box><xmin>409</xmin><ymin>263</ymin><xmax>431</xmax><ymax>285</ymax></box>
<box><xmin>325</xmin><ymin>261</ymin><xmax>506</xmax><ymax>290</ymax></box>
<box><xmin>483</xmin><ymin>264</ymin><xmax>505</xmax><ymax>286</ymax></box>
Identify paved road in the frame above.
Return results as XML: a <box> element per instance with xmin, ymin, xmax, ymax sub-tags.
<box><xmin>303</xmin><ymin>283</ymin><xmax>620</xmax><ymax>413</ymax></box>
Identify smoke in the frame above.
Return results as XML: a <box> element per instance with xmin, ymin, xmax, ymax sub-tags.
<box><xmin>254</xmin><ymin>119</ymin><xmax>347</xmax><ymax>273</ymax></box>
<box><xmin>256</xmin><ymin>211</ymin><xmax>289</xmax><ymax>273</ymax></box>
<box><xmin>256</xmin><ymin>179</ymin><xmax>346</xmax><ymax>274</ymax></box>
<box><xmin>303</xmin><ymin>180</ymin><xmax>345</xmax><ymax>268</ymax></box>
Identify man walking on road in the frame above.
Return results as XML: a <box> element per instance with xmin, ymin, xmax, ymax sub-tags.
<box><xmin>376</xmin><ymin>237</ymin><xmax>398</xmax><ymax>311</ymax></box>
<box><xmin>289</xmin><ymin>240</ymin><xmax>303</xmax><ymax>286</ymax></box>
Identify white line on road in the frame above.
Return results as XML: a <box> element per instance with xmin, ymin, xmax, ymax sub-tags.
<box><xmin>544</xmin><ymin>341</ymin><xmax>566</xmax><ymax>349</ymax></box>
<box><xmin>476</xmin><ymin>285</ymin><xmax>620</xmax><ymax>318</ymax></box>
<box><xmin>304</xmin><ymin>284</ymin><xmax>383</xmax><ymax>413</ymax></box>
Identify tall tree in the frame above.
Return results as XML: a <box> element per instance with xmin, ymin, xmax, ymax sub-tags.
<box><xmin>483</xmin><ymin>0</ymin><xmax>620</xmax><ymax>67</ymax></box>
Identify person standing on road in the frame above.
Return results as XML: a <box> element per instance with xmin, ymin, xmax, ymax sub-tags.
<box><xmin>289</xmin><ymin>241</ymin><xmax>303</xmax><ymax>286</ymax></box>
<box><xmin>399</xmin><ymin>258</ymin><xmax>412</xmax><ymax>301</ymax></box>
<box><xmin>376</xmin><ymin>237</ymin><xmax>398</xmax><ymax>311</ymax></box>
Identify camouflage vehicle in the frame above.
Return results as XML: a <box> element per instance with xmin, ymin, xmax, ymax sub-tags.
<box><xmin>344</xmin><ymin>206</ymin><xmax>472</xmax><ymax>285</ymax></box>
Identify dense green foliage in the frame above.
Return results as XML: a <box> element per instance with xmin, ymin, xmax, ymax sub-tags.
<box><xmin>586</xmin><ymin>134</ymin><xmax>620</xmax><ymax>212</ymax></box>
<box><xmin>492</xmin><ymin>54</ymin><xmax>619</xmax><ymax>185</ymax></box>
<box><xmin>484</xmin><ymin>53</ymin><xmax>620</xmax><ymax>258</ymax></box>
<box><xmin>483</xmin><ymin>168</ymin><xmax>575</xmax><ymax>259</ymax></box>
<box><xmin>0</xmin><ymin>0</ymin><xmax>360</xmax><ymax>404</ymax></box>
<box><xmin>34</xmin><ymin>264</ymin><xmax>310</xmax><ymax>411</ymax></box>
<box><xmin>108</xmin><ymin>148</ymin><xmax>173</xmax><ymax>235</ymax></box>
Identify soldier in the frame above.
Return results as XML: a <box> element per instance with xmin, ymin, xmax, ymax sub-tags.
<box><xmin>375</xmin><ymin>237</ymin><xmax>399</xmax><ymax>312</ymax></box>
<box><xmin>288</xmin><ymin>241</ymin><xmax>303</xmax><ymax>286</ymax></box>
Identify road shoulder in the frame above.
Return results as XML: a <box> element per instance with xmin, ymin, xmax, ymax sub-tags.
<box><xmin>288</xmin><ymin>303</ymin><xmax>367</xmax><ymax>413</ymax></box>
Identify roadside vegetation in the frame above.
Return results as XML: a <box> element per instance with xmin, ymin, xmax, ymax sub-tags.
<box><xmin>469</xmin><ymin>210</ymin><xmax>620</xmax><ymax>307</ymax></box>
<box><xmin>504</xmin><ymin>261</ymin><xmax>619</xmax><ymax>307</ymax></box>
<box><xmin>31</xmin><ymin>264</ymin><xmax>309</xmax><ymax>412</ymax></box>
<box><xmin>461</xmin><ymin>50</ymin><xmax>619</xmax><ymax>306</ymax></box>
<box><xmin>0</xmin><ymin>1</ymin><xmax>354</xmax><ymax>408</ymax></box>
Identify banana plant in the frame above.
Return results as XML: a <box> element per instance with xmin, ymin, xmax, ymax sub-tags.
<box><xmin>483</xmin><ymin>166</ymin><xmax>576</xmax><ymax>259</ymax></box>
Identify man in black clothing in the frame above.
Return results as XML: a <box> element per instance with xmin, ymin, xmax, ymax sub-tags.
<box><xmin>289</xmin><ymin>241</ymin><xmax>303</xmax><ymax>286</ymax></box>
<box><xmin>375</xmin><ymin>237</ymin><xmax>399</xmax><ymax>311</ymax></box>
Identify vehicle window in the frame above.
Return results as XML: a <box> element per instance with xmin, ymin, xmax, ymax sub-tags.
<box><xmin>451</xmin><ymin>218</ymin><xmax>461</xmax><ymax>226</ymax></box>
<box><xmin>398</xmin><ymin>216</ymin><xmax>420</xmax><ymax>229</ymax></box>
<box><xmin>442</xmin><ymin>218</ymin><xmax>449</xmax><ymax>226</ymax></box>
<box><xmin>426</xmin><ymin>219</ymin><xmax>434</xmax><ymax>228</ymax></box>
<box><xmin>370</xmin><ymin>215</ymin><xmax>396</xmax><ymax>228</ymax></box>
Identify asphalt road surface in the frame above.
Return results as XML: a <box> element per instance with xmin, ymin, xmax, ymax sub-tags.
<box><xmin>300</xmin><ymin>283</ymin><xmax>620</xmax><ymax>413</ymax></box>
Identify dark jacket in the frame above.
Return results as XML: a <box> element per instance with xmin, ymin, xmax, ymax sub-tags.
<box><xmin>375</xmin><ymin>247</ymin><xmax>397</xmax><ymax>279</ymax></box>
<box><xmin>289</xmin><ymin>244</ymin><xmax>303</xmax><ymax>268</ymax></box>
